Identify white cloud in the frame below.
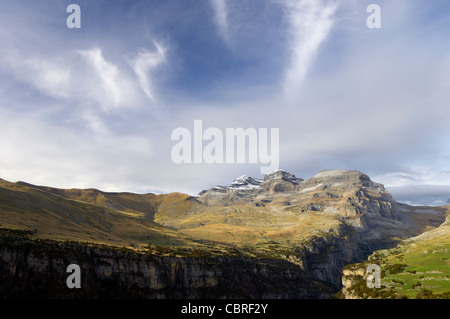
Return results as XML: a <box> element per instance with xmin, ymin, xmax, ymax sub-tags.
<box><xmin>130</xmin><ymin>42</ymin><xmax>167</xmax><ymax>103</ymax></box>
<box><xmin>0</xmin><ymin>109</ymin><xmax>155</xmax><ymax>193</ymax></box>
<box><xmin>374</xmin><ymin>167</ymin><xmax>450</xmax><ymax>188</ymax></box>
<box><xmin>386</xmin><ymin>185</ymin><xmax>450</xmax><ymax>206</ymax></box>
<box><xmin>371</xmin><ymin>167</ymin><xmax>450</xmax><ymax>205</ymax></box>
<box><xmin>2</xmin><ymin>51</ymin><xmax>71</xmax><ymax>99</ymax></box>
<box><xmin>210</xmin><ymin>0</ymin><xmax>230</xmax><ymax>44</ymax></box>
<box><xmin>1</xmin><ymin>48</ymin><xmax>144</xmax><ymax>112</ymax></box>
<box><xmin>283</xmin><ymin>0</ymin><xmax>337</xmax><ymax>95</ymax></box>
<box><xmin>77</xmin><ymin>48</ymin><xmax>123</xmax><ymax>109</ymax></box>
<box><xmin>80</xmin><ymin>110</ymin><xmax>110</xmax><ymax>136</ymax></box>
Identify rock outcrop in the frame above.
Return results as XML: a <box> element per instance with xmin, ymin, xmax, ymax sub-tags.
<box><xmin>199</xmin><ymin>169</ymin><xmax>399</xmax><ymax>233</ymax></box>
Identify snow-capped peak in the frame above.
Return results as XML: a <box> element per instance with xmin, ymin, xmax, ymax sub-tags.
<box><xmin>207</xmin><ymin>170</ymin><xmax>303</xmax><ymax>193</ymax></box>
<box><xmin>226</xmin><ymin>175</ymin><xmax>263</xmax><ymax>190</ymax></box>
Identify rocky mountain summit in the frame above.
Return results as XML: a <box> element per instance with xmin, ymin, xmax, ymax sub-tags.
<box><xmin>200</xmin><ymin>169</ymin><xmax>392</xmax><ymax>203</ymax></box>
<box><xmin>199</xmin><ymin>169</ymin><xmax>398</xmax><ymax>231</ymax></box>
<box><xmin>200</xmin><ymin>169</ymin><xmax>301</xmax><ymax>193</ymax></box>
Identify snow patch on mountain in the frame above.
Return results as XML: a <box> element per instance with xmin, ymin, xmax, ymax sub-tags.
<box><xmin>226</xmin><ymin>175</ymin><xmax>263</xmax><ymax>190</ymax></box>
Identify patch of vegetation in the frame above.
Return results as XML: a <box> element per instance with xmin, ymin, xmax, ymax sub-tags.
<box><xmin>344</xmin><ymin>230</ymin><xmax>450</xmax><ymax>299</ymax></box>
<box><xmin>143</xmin><ymin>244</ymin><xmax>238</xmax><ymax>258</ymax></box>
<box><xmin>385</xmin><ymin>263</ymin><xmax>408</xmax><ymax>274</ymax></box>
<box><xmin>350</xmin><ymin>279</ymin><xmax>403</xmax><ymax>299</ymax></box>
<box><xmin>411</xmin><ymin>281</ymin><xmax>421</xmax><ymax>289</ymax></box>
<box><xmin>0</xmin><ymin>227</ymin><xmax>37</xmax><ymax>238</ymax></box>
<box><xmin>416</xmin><ymin>289</ymin><xmax>450</xmax><ymax>299</ymax></box>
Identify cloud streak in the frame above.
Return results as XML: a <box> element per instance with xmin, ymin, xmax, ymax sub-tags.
<box><xmin>1</xmin><ymin>48</ymin><xmax>144</xmax><ymax>112</ymax></box>
<box><xmin>283</xmin><ymin>0</ymin><xmax>337</xmax><ymax>95</ymax></box>
<box><xmin>210</xmin><ymin>0</ymin><xmax>230</xmax><ymax>44</ymax></box>
<box><xmin>130</xmin><ymin>42</ymin><xmax>167</xmax><ymax>103</ymax></box>
<box><xmin>78</xmin><ymin>48</ymin><xmax>123</xmax><ymax>109</ymax></box>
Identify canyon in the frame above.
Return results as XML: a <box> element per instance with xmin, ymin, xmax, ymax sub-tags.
<box><xmin>0</xmin><ymin>170</ymin><xmax>447</xmax><ymax>298</ymax></box>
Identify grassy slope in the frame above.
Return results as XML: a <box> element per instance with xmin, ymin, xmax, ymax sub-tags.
<box><xmin>15</xmin><ymin>181</ymin><xmax>162</xmax><ymax>218</ymax></box>
<box><xmin>0</xmin><ymin>179</ymin><xmax>207</xmax><ymax>250</ymax></box>
<box><xmin>344</xmin><ymin>206</ymin><xmax>450</xmax><ymax>299</ymax></box>
<box><xmin>155</xmin><ymin>199</ymin><xmax>343</xmax><ymax>246</ymax></box>
<box><xmin>380</xmin><ymin>234</ymin><xmax>450</xmax><ymax>298</ymax></box>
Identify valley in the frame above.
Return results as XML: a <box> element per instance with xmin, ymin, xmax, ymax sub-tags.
<box><xmin>0</xmin><ymin>170</ymin><xmax>448</xmax><ymax>298</ymax></box>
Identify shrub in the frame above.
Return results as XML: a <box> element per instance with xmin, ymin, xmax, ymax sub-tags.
<box><xmin>385</xmin><ymin>263</ymin><xmax>408</xmax><ymax>274</ymax></box>
<box><xmin>416</xmin><ymin>289</ymin><xmax>437</xmax><ymax>299</ymax></box>
<box><xmin>412</xmin><ymin>281</ymin><xmax>422</xmax><ymax>289</ymax></box>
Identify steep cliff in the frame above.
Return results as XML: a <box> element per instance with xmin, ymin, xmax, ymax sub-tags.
<box><xmin>0</xmin><ymin>230</ymin><xmax>334</xmax><ymax>299</ymax></box>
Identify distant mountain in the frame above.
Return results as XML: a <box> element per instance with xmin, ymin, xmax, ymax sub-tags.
<box><xmin>198</xmin><ymin>169</ymin><xmax>400</xmax><ymax>231</ymax></box>
<box><xmin>200</xmin><ymin>169</ymin><xmax>302</xmax><ymax>193</ymax></box>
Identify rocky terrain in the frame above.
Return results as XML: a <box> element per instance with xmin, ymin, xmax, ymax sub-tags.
<box><xmin>0</xmin><ymin>170</ymin><xmax>448</xmax><ymax>298</ymax></box>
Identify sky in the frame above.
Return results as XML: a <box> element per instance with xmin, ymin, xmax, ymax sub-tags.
<box><xmin>0</xmin><ymin>0</ymin><xmax>449</xmax><ymax>206</ymax></box>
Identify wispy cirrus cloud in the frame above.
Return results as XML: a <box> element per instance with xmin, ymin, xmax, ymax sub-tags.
<box><xmin>77</xmin><ymin>48</ymin><xmax>124</xmax><ymax>109</ymax></box>
<box><xmin>283</xmin><ymin>0</ymin><xmax>337</xmax><ymax>95</ymax></box>
<box><xmin>210</xmin><ymin>0</ymin><xmax>230</xmax><ymax>44</ymax></box>
<box><xmin>130</xmin><ymin>42</ymin><xmax>167</xmax><ymax>103</ymax></box>
<box><xmin>0</xmin><ymin>47</ymin><xmax>152</xmax><ymax>136</ymax></box>
<box><xmin>1</xmin><ymin>48</ymin><xmax>142</xmax><ymax>112</ymax></box>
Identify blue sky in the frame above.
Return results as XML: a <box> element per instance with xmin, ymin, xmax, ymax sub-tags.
<box><xmin>0</xmin><ymin>0</ymin><xmax>450</xmax><ymax>205</ymax></box>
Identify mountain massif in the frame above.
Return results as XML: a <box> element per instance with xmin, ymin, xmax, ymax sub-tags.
<box><xmin>0</xmin><ymin>170</ymin><xmax>448</xmax><ymax>298</ymax></box>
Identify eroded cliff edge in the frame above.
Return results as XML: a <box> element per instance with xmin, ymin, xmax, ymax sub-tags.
<box><xmin>0</xmin><ymin>230</ymin><xmax>335</xmax><ymax>299</ymax></box>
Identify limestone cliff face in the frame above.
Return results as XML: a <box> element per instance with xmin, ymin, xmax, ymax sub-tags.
<box><xmin>341</xmin><ymin>264</ymin><xmax>368</xmax><ymax>299</ymax></box>
<box><xmin>0</xmin><ymin>234</ymin><xmax>334</xmax><ymax>299</ymax></box>
<box><xmin>199</xmin><ymin>170</ymin><xmax>398</xmax><ymax>224</ymax></box>
<box><xmin>298</xmin><ymin>231</ymin><xmax>360</xmax><ymax>287</ymax></box>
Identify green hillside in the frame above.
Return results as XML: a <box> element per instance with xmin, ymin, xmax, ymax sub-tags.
<box><xmin>342</xmin><ymin>208</ymin><xmax>450</xmax><ymax>299</ymax></box>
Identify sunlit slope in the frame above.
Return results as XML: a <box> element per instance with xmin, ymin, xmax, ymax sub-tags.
<box><xmin>15</xmin><ymin>181</ymin><xmax>162</xmax><ymax>218</ymax></box>
<box><xmin>0</xmin><ymin>179</ymin><xmax>200</xmax><ymax>248</ymax></box>
<box><xmin>375</xmin><ymin>207</ymin><xmax>450</xmax><ymax>298</ymax></box>
<box><xmin>342</xmin><ymin>206</ymin><xmax>450</xmax><ymax>299</ymax></box>
<box><xmin>155</xmin><ymin>200</ymin><xmax>342</xmax><ymax>246</ymax></box>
